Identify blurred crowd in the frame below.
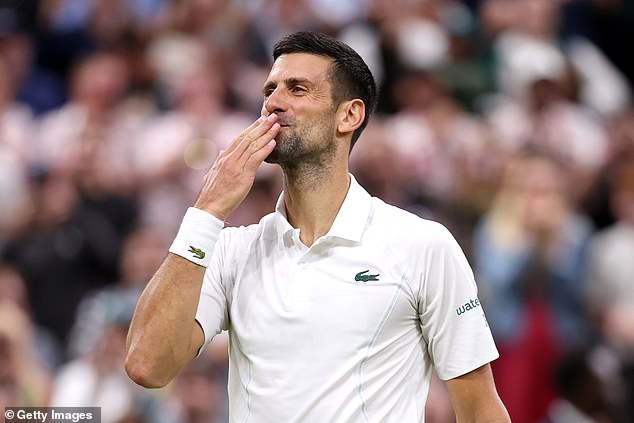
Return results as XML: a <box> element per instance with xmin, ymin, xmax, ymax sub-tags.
<box><xmin>0</xmin><ymin>0</ymin><xmax>633</xmax><ymax>422</ymax></box>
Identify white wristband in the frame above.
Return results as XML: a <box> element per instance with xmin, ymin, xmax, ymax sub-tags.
<box><xmin>169</xmin><ymin>207</ymin><xmax>224</xmax><ymax>267</ymax></box>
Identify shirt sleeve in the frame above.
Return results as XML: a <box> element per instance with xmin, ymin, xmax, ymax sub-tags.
<box><xmin>418</xmin><ymin>224</ymin><xmax>499</xmax><ymax>380</ymax></box>
<box><xmin>195</xmin><ymin>229</ymin><xmax>232</xmax><ymax>354</ymax></box>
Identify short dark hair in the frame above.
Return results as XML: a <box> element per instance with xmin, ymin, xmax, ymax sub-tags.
<box><xmin>272</xmin><ymin>31</ymin><xmax>377</xmax><ymax>149</ymax></box>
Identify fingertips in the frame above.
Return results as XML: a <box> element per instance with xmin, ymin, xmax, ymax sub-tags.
<box><xmin>250</xmin><ymin>113</ymin><xmax>277</xmax><ymax>135</ymax></box>
<box><xmin>247</xmin><ymin>115</ymin><xmax>268</xmax><ymax>133</ymax></box>
<box><xmin>250</xmin><ymin>115</ymin><xmax>266</xmax><ymax>129</ymax></box>
<box><xmin>248</xmin><ymin>116</ymin><xmax>279</xmax><ymax>143</ymax></box>
<box><xmin>260</xmin><ymin>139</ymin><xmax>276</xmax><ymax>156</ymax></box>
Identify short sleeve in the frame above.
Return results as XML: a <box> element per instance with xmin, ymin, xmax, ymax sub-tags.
<box><xmin>195</xmin><ymin>229</ymin><xmax>231</xmax><ymax>354</ymax></box>
<box><xmin>418</xmin><ymin>224</ymin><xmax>499</xmax><ymax>380</ymax></box>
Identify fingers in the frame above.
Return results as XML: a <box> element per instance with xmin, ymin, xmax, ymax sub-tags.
<box><xmin>224</xmin><ymin>116</ymin><xmax>265</xmax><ymax>154</ymax></box>
<box><xmin>244</xmin><ymin>140</ymin><xmax>276</xmax><ymax>173</ymax></box>
<box><xmin>209</xmin><ymin>114</ymin><xmax>278</xmax><ymax>183</ymax></box>
<box><xmin>194</xmin><ymin>115</ymin><xmax>279</xmax><ymax>219</ymax></box>
<box><xmin>236</xmin><ymin>114</ymin><xmax>279</xmax><ymax>155</ymax></box>
<box><xmin>231</xmin><ymin>114</ymin><xmax>277</xmax><ymax>156</ymax></box>
<box><xmin>241</xmin><ymin>121</ymin><xmax>279</xmax><ymax>161</ymax></box>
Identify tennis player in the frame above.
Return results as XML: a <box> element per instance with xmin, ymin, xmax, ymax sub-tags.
<box><xmin>126</xmin><ymin>31</ymin><xmax>510</xmax><ymax>423</ymax></box>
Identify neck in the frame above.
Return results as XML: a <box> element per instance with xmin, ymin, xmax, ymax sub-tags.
<box><xmin>281</xmin><ymin>161</ymin><xmax>350</xmax><ymax>247</ymax></box>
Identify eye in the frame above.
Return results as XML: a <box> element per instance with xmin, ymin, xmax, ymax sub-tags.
<box><xmin>291</xmin><ymin>85</ymin><xmax>307</xmax><ymax>94</ymax></box>
<box><xmin>262</xmin><ymin>85</ymin><xmax>276</xmax><ymax>98</ymax></box>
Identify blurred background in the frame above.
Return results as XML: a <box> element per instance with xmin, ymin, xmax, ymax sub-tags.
<box><xmin>0</xmin><ymin>0</ymin><xmax>633</xmax><ymax>422</ymax></box>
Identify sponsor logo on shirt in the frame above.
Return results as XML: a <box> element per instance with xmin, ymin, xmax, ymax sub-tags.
<box><xmin>456</xmin><ymin>298</ymin><xmax>481</xmax><ymax>316</ymax></box>
<box><xmin>188</xmin><ymin>246</ymin><xmax>206</xmax><ymax>260</ymax></box>
<box><xmin>354</xmin><ymin>270</ymin><xmax>380</xmax><ymax>282</ymax></box>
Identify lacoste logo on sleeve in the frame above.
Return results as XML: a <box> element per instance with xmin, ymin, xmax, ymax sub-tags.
<box><xmin>188</xmin><ymin>246</ymin><xmax>206</xmax><ymax>260</ymax></box>
<box><xmin>354</xmin><ymin>270</ymin><xmax>379</xmax><ymax>282</ymax></box>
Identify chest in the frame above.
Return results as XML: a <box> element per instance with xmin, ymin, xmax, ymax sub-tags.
<box><xmin>227</xmin><ymin>240</ymin><xmax>420</xmax><ymax>359</ymax></box>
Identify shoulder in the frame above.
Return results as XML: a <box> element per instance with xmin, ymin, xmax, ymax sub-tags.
<box><xmin>368</xmin><ymin>197</ymin><xmax>456</xmax><ymax>248</ymax></box>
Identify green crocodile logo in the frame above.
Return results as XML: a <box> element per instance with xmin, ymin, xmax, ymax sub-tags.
<box><xmin>188</xmin><ymin>246</ymin><xmax>206</xmax><ymax>260</ymax></box>
<box><xmin>355</xmin><ymin>270</ymin><xmax>379</xmax><ymax>282</ymax></box>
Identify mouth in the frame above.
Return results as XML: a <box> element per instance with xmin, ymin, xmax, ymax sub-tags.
<box><xmin>277</xmin><ymin>117</ymin><xmax>292</xmax><ymax>128</ymax></box>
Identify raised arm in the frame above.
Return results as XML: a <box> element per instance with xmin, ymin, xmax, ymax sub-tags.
<box><xmin>125</xmin><ymin>114</ymin><xmax>280</xmax><ymax>388</ymax></box>
<box><xmin>445</xmin><ymin>364</ymin><xmax>510</xmax><ymax>423</ymax></box>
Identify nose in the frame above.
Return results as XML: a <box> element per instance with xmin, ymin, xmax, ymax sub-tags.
<box><xmin>262</xmin><ymin>87</ymin><xmax>288</xmax><ymax>116</ymax></box>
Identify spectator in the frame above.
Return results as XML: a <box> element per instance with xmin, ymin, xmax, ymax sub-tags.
<box><xmin>0</xmin><ymin>3</ymin><xmax>66</xmax><ymax>114</ymax></box>
<box><xmin>50</xmin><ymin>308</ymin><xmax>167</xmax><ymax>423</ymax></box>
<box><xmin>0</xmin><ymin>303</ymin><xmax>52</xmax><ymax>407</ymax></box>
<box><xmin>68</xmin><ymin>228</ymin><xmax>168</xmax><ymax>359</ymax></box>
<box><xmin>473</xmin><ymin>150</ymin><xmax>595</xmax><ymax>423</ymax></box>
<box><xmin>33</xmin><ymin>50</ymin><xmax>150</xmax><ymax>193</ymax></box>
<box><xmin>0</xmin><ymin>53</ymin><xmax>33</xmax><ymax>246</ymax></box>
<box><xmin>587</xmin><ymin>159</ymin><xmax>634</xmax><ymax>352</ymax></box>
<box><xmin>162</xmin><ymin>336</ymin><xmax>230</xmax><ymax>423</ymax></box>
<box><xmin>4</xmin><ymin>171</ymin><xmax>121</xmax><ymax>348</ymax></box>
<box><xmin>485</xmin><ymin>72</ymin><xmax>610</xmax><ymax>203</ymax></box>
<box><xmin>52</xmin><ymin>229</ymin><xmax>171</xmax><ymax>423</ymax></box>
<box><xmin>541</xmin><ymin>348</ymin><xmax>618</xmax><ymax>423</ymax></box>
<box><xmin>382</xmin><ymin>69</ymin><xmax>499</xmax><ymax>223</ymax></box>
<box><xmin>586</xmin><ymin>158</ymin><xmax>634</xmax><ymax>420</ymax></box>
<box><xmin>0</xmin><ymin>263</ymin><xmax>62</xmax><ymax>369</ymax></box>
<box><xmin>482</xmin><ymin>0</ymin><xmax>630</xmax><ymax>117</ymax></box>
<box><xmin>135</xmin><ymin>49</ymin><xmax>261</xmax><ymax>235</ymax></box>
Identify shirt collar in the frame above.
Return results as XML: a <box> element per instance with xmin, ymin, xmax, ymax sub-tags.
<box><xmin>274</xmin><ymin>174</ymin><xmax>372</xmax><ymax>243</ymax></box>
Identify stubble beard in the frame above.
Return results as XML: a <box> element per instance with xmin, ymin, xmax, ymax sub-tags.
<box><xmin>264</xmin><ymin>114</ymin><xmax>337</xmax><ymax>171</ymax></box>
<box><xmin>264</xmin><ymin>129</ymin><xmax>302</xmax><ymax>165</ymax></box>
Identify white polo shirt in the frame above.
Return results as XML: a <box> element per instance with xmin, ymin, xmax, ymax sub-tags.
<box><xmin>195</xmin><ymin>175</ymin><xmax>498</xmax><ymax>423</ymax></box>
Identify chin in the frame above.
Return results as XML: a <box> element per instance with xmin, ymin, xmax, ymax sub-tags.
<box><xmin>265</xmin><ymin>133</ymin><xmax>297</xmax><ymax>164</ymax></box>
<box><xmin>263</xmin><ymin>151</ymin><xmax>280</xmax><ymax>164</ymax></box>
<box><xmin>264</xmin><ymin>142</ymin><xmax>290</xmax><ymax>164</ymax></box>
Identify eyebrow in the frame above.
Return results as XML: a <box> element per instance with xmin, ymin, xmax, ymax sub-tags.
<box><xmin>262</xmin><ymin>77</ymin><xmax>313</xmax><ymax>95</ymax></box>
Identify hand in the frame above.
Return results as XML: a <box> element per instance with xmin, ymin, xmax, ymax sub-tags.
<box><xmin>194</xmin><ymin>114</ymin><xmax>279</xmax><ymax>220</ymax></box>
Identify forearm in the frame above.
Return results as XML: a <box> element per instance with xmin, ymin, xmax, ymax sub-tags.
<box><xmin>125</xmin><ymin>254</ymin><xmax>205</xmax><ymax>388</ymax></box>
<box><xmin>453</xmin><ymin>398</ymin><xmax>510</xmax><ymax>423</ymax></box>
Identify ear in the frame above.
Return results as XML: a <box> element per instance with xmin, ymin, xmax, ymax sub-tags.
<box><xmin>336</xmin><ymin>99</ymin><xmax>365</xmax><ymax>137</ymax></box>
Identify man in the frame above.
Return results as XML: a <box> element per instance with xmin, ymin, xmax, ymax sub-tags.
<box><xmin>125</xmin><ymin>31</ymin><xmax>510</xmax><ymax>422</ymax></box>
